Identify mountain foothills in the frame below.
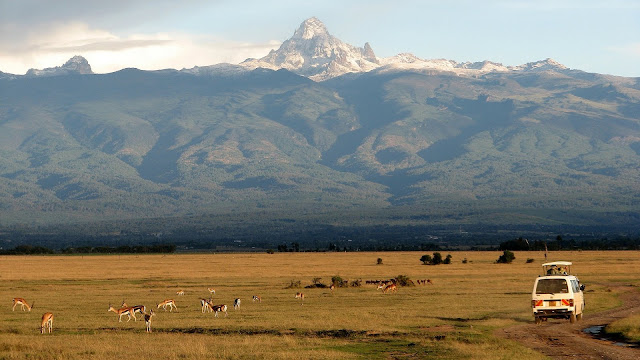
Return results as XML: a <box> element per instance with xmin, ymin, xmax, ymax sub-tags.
<box><xmin>0</xmin><ymin>18</ymin><xmax>639</xmax><ymax>244</ymax></box>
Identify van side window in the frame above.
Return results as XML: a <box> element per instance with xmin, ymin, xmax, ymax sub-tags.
<box><xmin>570</xmin><ymin>280</ymin><xmax>579</xmax><ymax>293</ymax></box>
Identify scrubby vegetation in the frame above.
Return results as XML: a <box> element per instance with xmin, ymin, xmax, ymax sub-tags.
<box><xmin>496</xmin><ymin>250</ymin><xmax>516</xmax><ymax>264</ymax></box>
<box><xmin>420</xmin><ymin>252</ymin><xmax>452</xmax><ymax>265</ymax></box>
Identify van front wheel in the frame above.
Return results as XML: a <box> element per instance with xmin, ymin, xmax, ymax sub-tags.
<box><xmin>570</xmin><ymin>313</ymin><xmax>576</xmax><ymax>323</ymax></box>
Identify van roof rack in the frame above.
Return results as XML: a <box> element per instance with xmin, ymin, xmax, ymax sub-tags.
<box><xmin>542</xmin><ymin>261</ymin><xmax>572</xmax><ymax>267</ymax></box>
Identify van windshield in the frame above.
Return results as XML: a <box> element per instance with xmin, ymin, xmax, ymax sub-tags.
<box><xmin>536</xmin><ymin>279</ymin><xmax>569</xmax><ymax>294</ymax></box>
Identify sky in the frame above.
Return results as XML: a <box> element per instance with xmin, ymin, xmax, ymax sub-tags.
<box><xmin>1</xmin><ymin>0</ymin><xmax>639</xmax><ymax>77</ymax></box>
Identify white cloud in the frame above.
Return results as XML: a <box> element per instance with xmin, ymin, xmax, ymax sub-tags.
<box><xmin>0</xmin><ymin>22</ymin><xmax>280</xmax><ymax>74</ymax></box>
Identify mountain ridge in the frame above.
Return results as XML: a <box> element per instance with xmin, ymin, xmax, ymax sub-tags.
<box><xmin>11</xmin><ymin>18</ymin><xmax>579</xmax><ymax>81</ymax></box>
<box><xmin>0</xmin><ymin>18</ymin><xmax>639</xmax><ymax>237</ymax></box>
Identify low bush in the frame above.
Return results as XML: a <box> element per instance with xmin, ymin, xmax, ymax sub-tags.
<box><xmin>285</xmin><ymin>279</ymin><xmax>302</xmax><ymax>289</ymax></box>
<box><xmin>496</xmin><ymin>250</ymin><xmax>516</xmax><ymax>264</ymax></box>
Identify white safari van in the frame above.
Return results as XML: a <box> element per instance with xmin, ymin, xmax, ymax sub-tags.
<box><xmin>531</xmin><ymin>261</ymin><xmax>585</xmax><ymax>324</ymax></box>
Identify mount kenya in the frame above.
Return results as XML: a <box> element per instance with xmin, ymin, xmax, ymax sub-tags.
<box><xmin>1</xmin><ymin>18</ymin><xmax>639</xmax><ymax>240</ymax></box>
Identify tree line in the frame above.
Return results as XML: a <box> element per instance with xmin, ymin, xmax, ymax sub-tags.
<box><xmin>0</xmin><ymin>244</ymin><xmax>177</xmax><ymax>255</ymax></box>
<box><xmin>499</xmin><ymin>236</ymin><xmax>640</xmax><ymax>251</ymax></box>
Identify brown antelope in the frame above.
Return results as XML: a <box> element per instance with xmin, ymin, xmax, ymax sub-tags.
<box><xmin>252</xmin><ymin>295</ymin><xmax>261</xmax><ymax>303</ymax></box>
<box><xmin>176</xmin><ymin>290</ymin><xmax>185</xmax><ymax>296</ymax></box>
<box><xmin>144</xmin><ymin>310</ymin><xmax>154</xmax><ymax>333</ymax></box>
<box><xmin>382</xmin><ymin>283</ymin><xmax>398</xmax><ymax>294</ymax></box>
<box><xmin>157</xmin><ymin>299</ymin><xmax>177</xmax><ymax>312</ymax></box>
<box><xmin>233</xmin><ymin>298</ymin><xmax>241</xmax><ymax>310</ymax></box>
<box><xmin>40</xmin><ymin>312</ymin><xmax>53</xmax><ymax>334</ymax></box>
<box><xmin>207</xmin><ymin>288</ymin><xmax>216</xmax><ymax>295</ymax></box>
<box><xmin>212</xmin><ymin>304</ymin><xmax>227</xmax><ymax>317</ymax></box>
<box><xmin>12</xmin><ymin>298</ymin><xmax>33</xmax><ymax>312</ymax></box>
<box><xmin>121</xmin><ymin>301</ymin><xmax>145</xmax><ymax>318</ymax></box>
<box><xmin>108</xmin><ymin>304</ymin><xmax>135</xmax><ymax>322</ymax></box>
<box><xmin>200</xmin><ymin>298</ymin><xmax>213</xmax><ymax>313</ymax></box>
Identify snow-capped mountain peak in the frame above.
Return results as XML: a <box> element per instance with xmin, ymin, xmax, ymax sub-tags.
<box><xmin>241</xmin><ymin>17</ymin><xmax>379</xmax><ymax>81</ymax></box>
<box><xmin>293</xmin><ymin>17</ymin><xmax>329</xmax><ymax>40</ymax></box>
<box><xmin>26</xmin><ymin>55</ymin><xmax>93</xmax><ymax>77</ymax></box>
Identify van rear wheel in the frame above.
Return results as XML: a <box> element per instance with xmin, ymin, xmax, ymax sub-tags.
<box><xmin>570</xmin><ymin>313</ymin><xmax>576</xmax><ymax>323</ymax></box>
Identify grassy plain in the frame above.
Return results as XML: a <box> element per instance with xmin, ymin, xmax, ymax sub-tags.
<box><xmin>1</xmin><ymin>251</ymin><xmax>639</xmax><ymax>359</ymax></box>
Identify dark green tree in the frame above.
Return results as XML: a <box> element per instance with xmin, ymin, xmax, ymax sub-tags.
<box><xmin>496</xmin><ymin>250</ymin><xmax>516</xmax><ymax>264</ymax></box>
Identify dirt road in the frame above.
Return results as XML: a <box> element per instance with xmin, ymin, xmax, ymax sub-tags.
<box><xmin>496</xmin><ymin>285</ymin><xmax>640</xmax><ymax>359</ymax></box>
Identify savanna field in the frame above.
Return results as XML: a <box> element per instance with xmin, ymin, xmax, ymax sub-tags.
<box><xmin>1</xmin><ymin>251</ymin><xmax>639</xmax><ymax>359</ymax></box>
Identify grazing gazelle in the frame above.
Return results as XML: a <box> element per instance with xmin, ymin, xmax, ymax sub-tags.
<box><xmin>212</xmin><ymin>304</ymin><xmax>228</xmax><ymax>317</ymax></box>
<box><xmin>295</xmin><ymin>292</ymin><xmax>305</xmax><ymax>304</ymax></box>
<box><xmin>108</xmin><ymin>304</ymin><xmax>135</xmax><ymax>322</ymax></box>
<box><xmin>157</xmin><ymin>299</ymin><xmax>177</xmax><ymax>312</ymax></box>
<box><xmin>121</xmin><ymin>301</ymin><xmax>145</xmax><ymax>318</ymax></box>
<box><xmin>233</xmin><ymin>298</ymin><xmax>241</xmax><ymax>310</ymax></box>
<box><xmin>144</xmin><ymin>310</ymin><xmax>155</xmax><ymax>333</ymax></box>
<box><xmin>382</xmin><ymin>283</ymin><xmax>397</xmax><ymax>294</ymax></box>
<box><xmin>200</xmin><ymin>299</ymin><xmax>213</xmax><ymax>313</ymax></box>
<box><xmin>329</xmin><ymin>284</ymin><xmax>335</xmax><ymax>292</ymax></box>
<box><xmin>40</xmin><ymin>312</ymin><xmax>53</xmax><ymax>334</ymax></box>
<box><xmin>252</xmin><ymin>295</ymin><xmax>262</xmax><ymax>303</ymax></box>
<box><xmin>207</xmin><ymin>288</ymin><xmax>216</xmax><ymax>295</ymax></box>
<box><xmin>12</xmin><ymin>298</ymin><xmax>33</xmax><ymax>312</ymax></box>
<box><xmin>176</xmin><ymin>290</ymin><xmax>185</xmax><ymax>296</ymax></box>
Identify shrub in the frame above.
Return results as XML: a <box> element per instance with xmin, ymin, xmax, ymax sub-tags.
<box><xmin>331</xmin><ymin>275</ymin><xmax>343</xmax><ymax>286</ymax></box>
<box><xmin>526</xmin><ymin>258</ymin><xmax>535</xmax><ymax>263</ymax></box>
<box><xmin>285</xmin><ymin>279</ymin><xmax>302</xmax><ymax>289</ymax></box>
<box><xmin>350</xmin><ymin>279</ymin><xmax>362</xmax><ymax>287</ymax></box>
<box><xmin>496</xmin><ymin>250</ymin><xmax>516</xmax><ymax>264</ymax></box>
<box><xmin>462</xmin><ymin>258</ymin><xmax>468</xmax><ymax>264</ymax></box>
<box><xmin>395</xmin><ymin>275</ymin><xmax>415</xmax><ymax>287</ymax></box>
<box><xmin>421</xmin><ymin>253</ymin><xmax>452</xmax><ymax>265</ymax></box>
<box><xmin>266</xmin><ymin>249</ymin><xmax>274</xmax><ymax>254</ymax></box>
<box><xmin>377</xmin><ymin>258</ymin><xmax>383</xmax><ymax>265</ymax></box>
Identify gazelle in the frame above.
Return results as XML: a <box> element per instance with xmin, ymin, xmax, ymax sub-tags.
<box><xmin>382</xmin><ymin>283</ymin><xmax>397</xmax><ymax>294</ymax></box>
<box><xmin>329</xmin><ymin>284</ymin><xmax>335</xmax><ymax>292</ymax></box>
<box><xmin>252</xmin><ymin>295</ymin><xmax>261</xmax><ymax>303</ymax></box>
<box><xmin>12</xmin><ymin>298</ymin><xmax>33</xmax><ymax>312</ymax></box>
<box><xmin>40</xmin><ymin>312</ymin><xmax>53</xmax><ymax>334</ymax></box>
<box><xmin>295</xmin><ymin>292</ymin><xmax>305</xmax><ymax>304</ymax></box>
<box><xmin>144</xmin><ymin>310</ymin><xmax>154</xmax><ymax>333</ymax></box>
<box><xmin>176</xmin><ymin>290</ymin><xmax>185</xmax><ymax>296</ymax></box>
<box><xmin>207</xmin><ymin>288</ymin><xmax>216</xmax><ymax>295</ymax></box>
<box><xmin>157</xmin><ymin>299</ymin><xmax>177</xmax><ymax>312</ymax></box>
<box><xmin>212</xmin><ymin>304</ymin><xmax>227</xmax><ymax>317</ymax></box>
<box><xmin>108</xmin><ymin>304</ymin><xmax>134</xmax><ymax>322</ymax></box>
<box><xmin>121</xmin><ymin>301</ymin><xmax>145</xmax><ymax>318</ymax></box>
<box><xmin>200</xmin><ymin>298</ymin><xmax>213</xmax><ymax>313</ymax></box>
<box><xmin>233</xmin><ymin>298</ymin><xmax>241</xmax><ymax>310</ymax></box>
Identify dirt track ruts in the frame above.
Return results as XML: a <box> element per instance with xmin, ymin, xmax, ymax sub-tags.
<box><xmin>496</xmin><ymin>285</ymin><xmax>640</xmax><ymax>359</ymax></box>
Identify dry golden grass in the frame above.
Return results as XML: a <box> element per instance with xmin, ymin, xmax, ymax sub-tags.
<box><xmin>1</xmin><ymin>251</ymin><xmax>638</xmax><ymax>359</ymax></box>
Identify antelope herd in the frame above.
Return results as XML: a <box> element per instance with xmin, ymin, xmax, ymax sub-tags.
<box><xmin>13</xmin><ymin>275</ymin><xmax>431</xmax><ymax>334</ymax></box>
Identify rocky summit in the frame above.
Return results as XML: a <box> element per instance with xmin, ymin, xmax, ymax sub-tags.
<box><xmin>26</xmin><ymin>55</ymin><xmax>93</xmax><ymax>77</ymax></box>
